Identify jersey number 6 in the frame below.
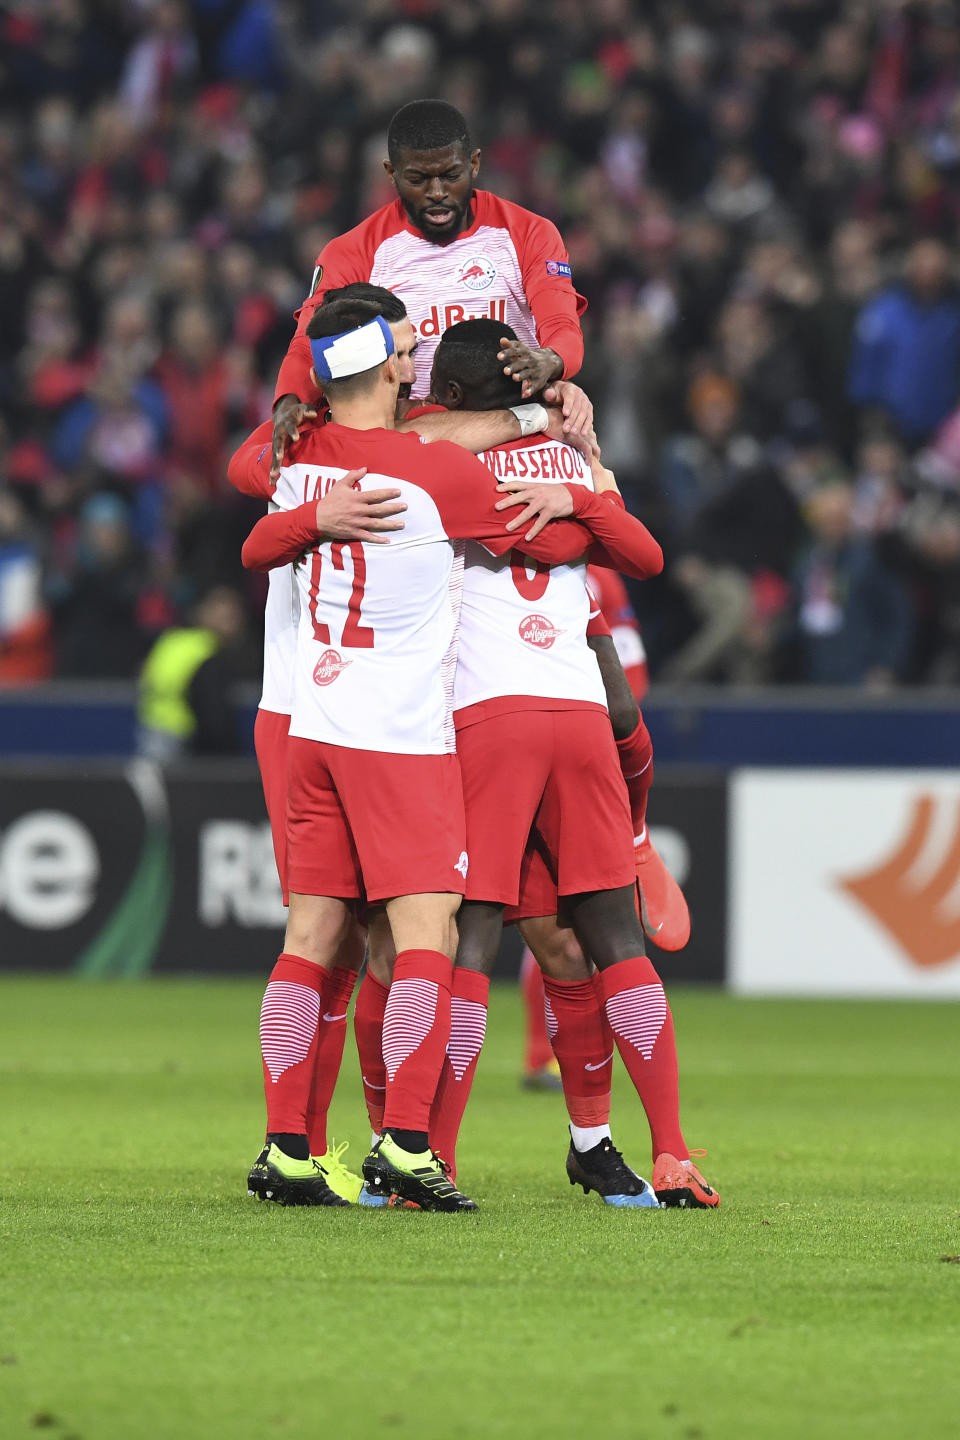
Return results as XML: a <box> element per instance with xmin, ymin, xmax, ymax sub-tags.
<box><xmin>510</xmin><ymin>551</ymin><xmax>550</xmax><ymax>601</ymax></box>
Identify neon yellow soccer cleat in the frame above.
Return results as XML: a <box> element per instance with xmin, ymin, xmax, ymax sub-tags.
<box><xmin>312</xmin><ymin>1139</ymin><xmax>363</xmax><ymax>1204</ymax></box>
<box><xmin>247</xmin><ymin>1143</ymin><xmax>350</xmax><ymax>1207</ymax></box>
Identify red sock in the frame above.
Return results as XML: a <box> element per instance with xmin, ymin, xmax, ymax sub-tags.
<box><xmin>260</xmin><ymin>953</ymin><xmax>327</xmax><ymax>1136</ymax></box>
<box><xmin>542</xmin><ymin>975</ymin><xmax>613</xmax><ymax>1127</ymax></box>
<box><xmin>521</xmin><ymin>947</ymin><xmax>554</xmax><ymax>1073</ymax></box>
<box><xmin>305</xmin><ymin>964</ymin><xmax>359</xmax><ymax>1156</ymax></box>
<box><xmin>591</xmin><ymin>969</ymin><xmax>614</xmax><ymax>1051</ymax></box>
<box><xmin>599</xmin><ymin>955</ymin><xmax>688</xmax><ymax>1161</ymax></box>
<box><xmin>354</xmin><ymin>969</ymin><xmax>389</xmax><ymax>1134</ymax></box>
<box><xmin>381</xmin><ymin>949</ymin><xmax>453</xmax><ymax>1134</ymax></box>
<box><xmin>428</xmin><ymin>968</ymin><xmax>490</xmax><ymax>1177</ymax></box>
<box><xmin>616</xmin><ymin>716</ymin><xmax>653</xmax><ymax>839</ymax></box>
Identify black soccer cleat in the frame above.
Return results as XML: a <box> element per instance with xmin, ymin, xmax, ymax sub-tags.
<box><xmin>247</xmin><ymin>1143</ymin><xmax>350</xmax><ymax>1207</ymax></box>
<box><xmin>565</xmin><ymin>1133</ymin><xmax>659</xmax><ymax>1208</ymax></box>
<box><xmin>361</xmin><ymin>1135</ymin><xmax>478</xmax><ymax>1212</ymax></box>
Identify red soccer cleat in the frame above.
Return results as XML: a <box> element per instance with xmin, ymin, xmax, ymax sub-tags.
<box><xmin>652</xmin><ymin>1150</ymin><xmax>720</xmax><ymax>1208</ymax></box>
<box><xmin>634</xmin><ymin>832</ymin><xmax>691</xmax><ymax>952</ymax></box>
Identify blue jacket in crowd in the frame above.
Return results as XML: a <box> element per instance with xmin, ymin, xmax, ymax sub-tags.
<box><xmin>848</xmin><ymin>285</ymin><xmax>960</xmax><ymax>444</ymax></box>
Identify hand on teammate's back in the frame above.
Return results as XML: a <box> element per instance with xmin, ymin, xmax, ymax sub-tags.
<box><xmin>271</xmin><ymin>395</ymin><xmax>319</xmax><ymax>479</ymax></box>
<box><xmin>316</xmin><ymin>469</ymin><xmax>407</xmax><ymax>544</ymax></box>
<box><xmin>498</xmin><ymin>337</ymin><xmax>563</xmax><ymax>400</ymax></box>
<box><xmin>494</xmin><ymin>479</ymin><xmax>574</xmax><ymax>541</ymax></box>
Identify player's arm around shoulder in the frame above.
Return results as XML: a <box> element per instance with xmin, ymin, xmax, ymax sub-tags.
<box><xmin>241</xmin><ymin>466</ymin><xmax>407</xmax><ymax>572</ymax></box>
<box><xmin>429</xmin><ymin>443</ymin><xmax>591</xmax><ymax>565</ymax></box>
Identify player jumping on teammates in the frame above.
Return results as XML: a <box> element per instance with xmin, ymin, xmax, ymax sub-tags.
<box><xmin>269</xmin><ymin>97</ymin><xmax>593</xmax><ymax>479</ymax></box>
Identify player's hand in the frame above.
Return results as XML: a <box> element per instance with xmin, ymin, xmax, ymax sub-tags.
<box><xmin>495</xmin><ymin>479</ymin><xmax>574</xmax><ymax>540</ymax></box>
<box><xmin>566</xmin><ymin>424</ymin><xmax>603</xmax><ymax>462</ymax></box>
<box><xmin>588</xmin><ymin>450</ymin><xmax>620</xmax><ymax>496</ymax></box>
<box><xmin>271</xmin><ymin>395</ymin><xmax>318</xmax><ymax>480</ymax></box>
<box><xmin>542</xmin><ymin>380</ymin><xmax>593</xmax><ymax>438</ymax></box>
<box><xmin>498</xmin><ymin>339</ymin><xmax>563</xmax><ymax>399</ymax></box>
<box><xmin>316</xmin><ymin>469</ymin><xmax>407</xmax><ymax>544</ymax></box>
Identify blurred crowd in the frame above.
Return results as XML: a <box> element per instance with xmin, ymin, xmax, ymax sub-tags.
<box><xmin>2</xmin><ymin>0</ymin><xmax>960</xmax><ymax>690</ymax></box>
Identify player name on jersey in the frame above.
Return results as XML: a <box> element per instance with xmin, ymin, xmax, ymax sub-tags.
<box><xmin>478</xmin><ymin>440</ymin><xmax>590</xmax><ymax>484</ymax></box>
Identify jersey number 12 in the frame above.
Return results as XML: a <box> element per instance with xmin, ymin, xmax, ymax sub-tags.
<box><xmin>308</xmin><ymin>542</ymin><xmax>374</xmax><ymax>648</ymax></box>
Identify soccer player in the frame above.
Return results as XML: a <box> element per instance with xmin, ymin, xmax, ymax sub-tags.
<box><xmin>269</xmin><ymin>97</ymin><xmax>591</xmax><ymax>477</ymax></box>
<box><xmin>228</xmin><ymin>284</ymin><xmax>575</xmax><ymax>1202</ymax></box>
<box><xmin>418</xmin><ymin>320</ymin><xmax>719</xmax><ymax>1209</ymax></box>
<box><xmin>240</xmin><ymin>297</ymin><xmax>662</xmax><ymax>1211</ymax></box>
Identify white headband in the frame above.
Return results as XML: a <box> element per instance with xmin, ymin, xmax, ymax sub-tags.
<box><xmin>310</xmin><ymin>315</ymin><xmax>395</xmax><ymax>382</ymax></box>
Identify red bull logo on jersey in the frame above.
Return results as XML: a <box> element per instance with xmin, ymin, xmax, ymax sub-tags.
<box><xmin>313</xmin><ymin>649</ymin><xmax>352</xmax><ymax>686</ymax></box>
<box><xmin>519</xmin><ymin>614</ymin><xmax>563</xmax><ymax>649</ymax></box>
<box><xmin>457</xmin><ymin>255</ymin><xmax>497</xmax><ymax>291</ymax></box>
<box><xmin>416</xmin><ymin>298</ymin><xmax>507</xmax><ymax>338</ymax></box>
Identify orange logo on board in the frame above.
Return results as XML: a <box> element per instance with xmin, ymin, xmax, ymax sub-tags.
<box><xmin>836</xmin><ymin>795</ymin><xmax>960</xmax><ymax>968</ymax></box>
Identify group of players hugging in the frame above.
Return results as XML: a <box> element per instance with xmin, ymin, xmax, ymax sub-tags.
<box><xmin>230</xmin><ymin>99</ymin><xmax>720</xmax><ymax>1213</ymax></box>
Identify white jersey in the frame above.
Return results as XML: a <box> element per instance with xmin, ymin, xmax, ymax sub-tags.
<box><xmin>258</xmin><ymin>501</ymin><xmax>298</xmax><ymax>716</ymax></box>
<box><xmin>261</xmin><ymin>422</ymin><xmax>592</xmax><ymax>755</ymax></box>
<box><xmin>454</xmin><ymin>438</ymin><xmax>607</xmax><ymax>714</ymax></box>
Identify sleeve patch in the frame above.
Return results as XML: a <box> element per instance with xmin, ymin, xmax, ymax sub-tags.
<box><xmin>545</xmin><ymin>260</ymin><xmax>572</xmax><ymax>278</ymax></box>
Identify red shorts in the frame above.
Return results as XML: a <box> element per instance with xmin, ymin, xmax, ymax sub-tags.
<box><xmin>456</xmin><ymin>704</ymin><xmax>635</xmax><ymax>907</ymax></box>
<box><xmin>286</xmin><ymin>737</ymin><xmax>467</xmax><ymax>902</ymax></box>
<box><xmin>505</xmin><ymin>841</ymin><xmax>562</xmax><ymax>924</ymax></box>
<box><xmin>254</xmin><ymin>707</ymin><xmax>291</xmax><ymax>903</ymax></box>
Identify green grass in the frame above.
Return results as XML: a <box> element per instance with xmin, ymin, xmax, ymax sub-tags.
<box><xmin>1</xmin><ymin>979</ymin><xmax>958</xmax><ymax>1440</ymax></box>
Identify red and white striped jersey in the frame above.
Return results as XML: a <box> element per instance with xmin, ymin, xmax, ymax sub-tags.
<box><xmin>454</xmin><ymin>437</ymin><xmax>607</xmax><ymax>717</ymax></box>
<box><xmin>274</xmin><ymin>191</ymin><xmax>587</xmax><ymax>404</ymax></box>
<box><xmin>253</xmin><ymin>423</ymin><xmax>596</xmax><ymax>755</ymax></box>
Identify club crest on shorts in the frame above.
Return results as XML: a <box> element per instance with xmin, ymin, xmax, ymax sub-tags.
<box><xmin>313</xmin><ymin>649</ymin><xmax>352</xmax><ymax>685</ymax></box>
<box><xmin>457</xmin><ymin>255</ymin><xmax>496</xmax><ymax>291</ymax></box>
<box><xmin>519</xmin><ymin>614</ymin><xmax>563</xmax><ymax>649</ymax></box>
<box><xmin>454</xmin><ymin>851</ymin><xmax>469</xmax><ymax>879</ymax></box>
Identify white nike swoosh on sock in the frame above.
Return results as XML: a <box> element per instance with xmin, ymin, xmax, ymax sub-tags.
<box><xmin>322</xmin><ymin>1012</ymin><xmax>348</xmax><ymax>1022</ymax></box>
<box><xmin>584</xmin><ymin>1052</ymin><xmax>615</xmax><ymax>1071</ymax></box>
<box><xmin>362</xmin><ymin>1075</ymin><xmax>387</xmax><ymax>1090</ymax></box>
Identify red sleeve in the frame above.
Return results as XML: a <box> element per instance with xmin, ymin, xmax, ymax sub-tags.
<box><xmin>568</xmin><ymin>490</ymin><xmax>664</xmax><ymax>580</ymax></box>
<box><xmin>241</xmin><ymin>503</ymin><xmax>319</xmax><ymax>572</ymax></box>
<box><xmin>428</xmin><ymin>443</ymin><xmax>591</xmax><ymax>564</ymax></box>
<box><xmin>402</xmin><ymin>404</ymin><xmax>446</xmax><ymax>419</ymax></box>
<box><xmin>585</xmin><ymin>580</ymin><xmax>612</xmax><ymax>639</ymax></box>
<box><xmin>227</xmin><ymin>421</ymin><xmax>276</xmax><ymax>500</ymax></box>
<box><xmin>515</xmin><ymin>208</ymin><xmax>587</xmax><ymax>380</ymax></box>
<box><xmin>273</xmin><ymin>221</ymin><xmax>382</xmax><ymax>406</ymax></box>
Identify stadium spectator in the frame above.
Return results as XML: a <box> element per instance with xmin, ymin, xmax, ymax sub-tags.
<box><xmin>0</xmin><ymin>488</ymin><xmax>51</xmax><ymax>683</ymax></box>
<box><xmin>848</xmin><ymin>239</ymin><xmax>960</xmax><ymax>447</ymax></box>
<box><xmin>47</xmin><ymin>491</ymin><xmax>151</xmax><ymax>678</ymax></box>
<box><xmin>137</xmin><ymin>584</ymin><xmax>250</xmax><ymax>760</ymax></box>
<box><xmin>788</xmin><ymin>481</ymin><xmax>914</xmax><ymax>688</ymax></box>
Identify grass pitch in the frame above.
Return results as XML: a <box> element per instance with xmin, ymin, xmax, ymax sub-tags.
<box><xmin>1</xmin><ymin>978</ymin><xmax>958</xmax><ymax>1440</ymax></box>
